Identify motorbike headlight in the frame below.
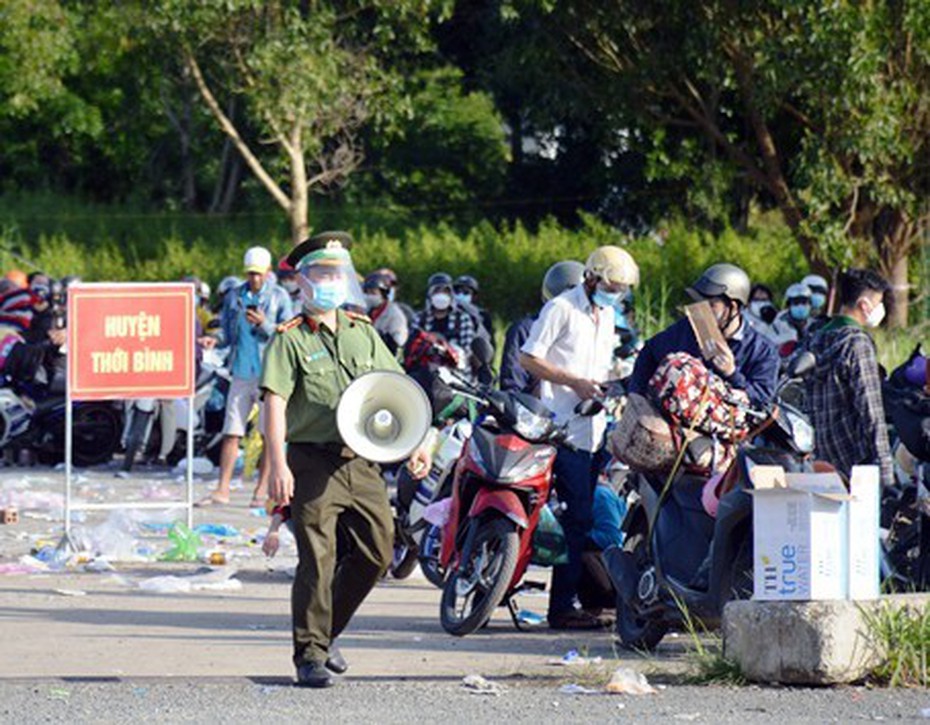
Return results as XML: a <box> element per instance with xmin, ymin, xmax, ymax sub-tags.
<box><xmin>513</xmin><ymin>401</ymin><xmax>553</xmax><ymax>442</ymax></box>
<box><xmin>785</xmin><ymin>408</ymin><xmax>814</xmax><ymax>454</ymax></box>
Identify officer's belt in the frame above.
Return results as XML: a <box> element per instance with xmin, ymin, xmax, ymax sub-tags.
<box><xmin>293</xmin><ymin>441</ymin><xmax>357</xmax><ymax>460</ymax></box>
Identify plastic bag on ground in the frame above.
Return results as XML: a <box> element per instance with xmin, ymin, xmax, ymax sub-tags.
<box><xmin>604</xmin><ymin>667</ymin><xmax>657</xmax><ymax>695</ymax></box>
<box><xmin>461</xmin><ymin>674</ymin><xmax>505</xmax><ymax>696</ymax></box>
<box><xmin>160</xmin><ymin>521</ymin><xmax>203</xmax><ymax>562</ymax></box>
<box><xmin>138</xmin><ymin>568</ymin><xmax>241</xmax><ymax>593</ymax></box>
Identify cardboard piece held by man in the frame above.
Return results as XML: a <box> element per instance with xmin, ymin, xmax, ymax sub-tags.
<box><xmin>684</xmin><ymin>301</ymin><xmax>728</xmax><ymax>360</ymax></box>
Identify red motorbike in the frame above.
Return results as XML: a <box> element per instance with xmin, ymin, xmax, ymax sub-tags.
<box><xmin>436</xmin><ymin>368</ymin><xmax>599</xmax><ymax>636</ymax></box>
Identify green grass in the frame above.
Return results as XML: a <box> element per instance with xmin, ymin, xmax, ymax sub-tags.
<box><xmin>674</xmin><ymin>595</ymin><xmax>746</xmax><ymax>686</ymax></box>
<box><xmin>861</xmin><ymin>602</ymin><xmax>930</xmax><ymax>687</ymax></box>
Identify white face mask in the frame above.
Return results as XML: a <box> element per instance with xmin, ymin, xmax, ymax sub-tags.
<box><xmin>864</xmin><ymin>300</ymin><xmax>885</xmax><ymax>328</ymax></box>
<box><xmin>431</xmin><ymin>292</ymin><xmax>452</xmax><ymax>311</ymax></box>
<box><xmin>364</xmin><ymin>293</ymin><xmax>383</xmax><ymax>310</ymax></box>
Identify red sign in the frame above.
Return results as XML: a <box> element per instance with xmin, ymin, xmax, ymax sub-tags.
<box><xmin>68</xmin><ymin>283</ymin><xmax>196</xmax><ymax>400</ymax></box>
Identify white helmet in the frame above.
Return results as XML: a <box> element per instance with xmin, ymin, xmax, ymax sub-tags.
<box><xmin>584</xmin><ymin>246</ymin><xmax>639</xmax><ymax>286</ymax></box>
<box><xmin>801</xmin><ymin>274</ymin><xmax>828</xmax><ymax>294</ymax></box>
<box><xmin>785</xmin><ymin>283</ymin><xmax>812</xmax><ymax>302</ymax></box>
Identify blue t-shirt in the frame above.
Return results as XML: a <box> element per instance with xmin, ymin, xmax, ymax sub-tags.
<box><xmin>232</xmin><ymin>287</ymin><xmax>265</xmax><ymax>380</ymax></box>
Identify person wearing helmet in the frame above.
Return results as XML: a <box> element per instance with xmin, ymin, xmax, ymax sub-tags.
<box><xmin>363</xmin><ymin>271</ymin><xmax>408</xmax><ymax>354</ymax></box>
<box><xmin>372</xmin><ymin>267</ymin><xmax>416</xmax><ymax>327</ymax></box>
<box><xmin>629</xmin><ymin>263</ymin><xmax>779</xmax><ymax>405</ymax></box>
<box><xmin>260</xmin><ymin>231</ymin><xmax>431</xmax><ymax>688</ymax></box>
<box><xmin>276</xmin><ymin>258</ymin><xmax>302</xmax><ymax>312</ymax></box>
<box><xmin>198</xmin><ymin>246</ymin><xmax>293</xmax><ymax>509</ymax></box>
<box><xmin>454</xmin><ymin>274</ymin><xmax>494</xmax><ymax>341</ymax></box>
<box><xmin>519</xmin><ymin>246</ymin><xmax>638</xmax><ymax>630</ymax></box>
<box><xmin>4</xmin><ymin>269</ymin><xmax>27</xmax><ymax>289</ymax></box>
<box><xmin>802</xmin><ymin>273</ymin><xmax>830</xmax><ymax>317</ymax></box>
<box><xmin>610</xmin><ymin>290</ymin><xmax>642</xmax><ymax>380</ymax></box>
<box><xmin>414</xmin><ymin>272</ymin><xmax>480</xmax><ymax>372</ymax></box>
<box><xmin>215</xmin><ymin>275</ymin><xmax>243</xmax><ymax>313</ymax></box>
<box><xmin>771</xmin><ymin>283</ymin><xmax>813</xmax><ymax>350</ymax></box>
<box><xmin>500</xmin><ymin>261</ymin><xmax>585</xmax><ymax>393</ymax></box>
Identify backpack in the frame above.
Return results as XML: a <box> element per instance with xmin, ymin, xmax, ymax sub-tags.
<box><xmin>648</xmin><ymin>352</ymin><xmax>751</xmax><ymax>442</ymax></box>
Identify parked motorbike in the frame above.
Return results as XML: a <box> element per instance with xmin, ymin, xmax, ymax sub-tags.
<box><xmin>121</xmin><ymin>358</ymin><xmax>231</xmax><ymax>471</ymax></box>
<box><xmin>436</xmin><ymin>366</ymin><xmax>602</xmax><ymax>636</ymax></box>
<box><xmin>605</xmin><ymin>352</ymin><xmax>817</xmax><ymax>650</ymax></box>
<box><xmin>0</xmin><ymin>385</ymin><xmax>121</xmax><ymax>467</ymax></box>
<box><xmin>390</xmin><ymin>418</ymin><xmax>473</xmax><ymax>583</ymax></box>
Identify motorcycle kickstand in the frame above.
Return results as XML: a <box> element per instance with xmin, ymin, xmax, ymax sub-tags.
<box><xmin>506</xmin><ymin>596</ymin><xmax>529</xmax><ymax>631</ymax></box>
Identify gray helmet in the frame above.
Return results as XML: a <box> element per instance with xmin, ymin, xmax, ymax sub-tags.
<box><xmin>687</xmin><ymin>263</ymin><xmax>751</xmax><ymax>306</ymax></box>
<box><xmin>542</xmin><ymin>261</ymin><xmax>585</xmax><ymax>302</ymax></box>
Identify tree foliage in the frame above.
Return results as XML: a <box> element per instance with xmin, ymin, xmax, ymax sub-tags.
<box><xmin>516</xmin><ymin>0</ymin><xmax>930</xmax><ymax>323</ymax></box>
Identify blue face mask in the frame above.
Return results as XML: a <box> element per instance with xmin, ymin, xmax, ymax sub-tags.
<box><xmin>307</xmin><ymin>279</ymin><xmax>347</xmax><ymax>312</ymax></box>
<box><xmin>789</xmin><ymin>304</ymin><xmax>811</xmax><ymax>321</ymax></box>
<box><xmin>454</xmin><ymin>292</ymin><xmax>472</xmax><ymax>306</ymax></box>
<box><xmin>592</xmin><ymin>287</ymin><xmax>622</xmax><ymax>309</ymax></box>
<box><xmin>810</xmin><ymin>293</ymin><xmax>826</xmax><ymax>310</ymax></box>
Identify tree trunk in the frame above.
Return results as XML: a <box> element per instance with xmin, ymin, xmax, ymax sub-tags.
<box><xmin>289</xmin><ymin>122</ymin><xmax>308</xmax><ymax>244</ymax></box>
<box><xmin>218</xmin><ymin>153</ymin><xmax>242</xmax><ymax>215</ymax></box>
<box><xmin>887</xmin><ymin>252</ymin><xmax>909</xmax><ymax>328</ymax></box>
<box><xmin>180</xmin><ymin>92</ymin><xmax>197</xmax><ymax>210</ymax></box>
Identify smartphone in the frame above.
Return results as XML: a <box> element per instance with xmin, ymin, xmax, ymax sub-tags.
<box><xmin>246</xmin><ymin>304</ymin><xmax>258</xmax><ymax>311</ymax></box>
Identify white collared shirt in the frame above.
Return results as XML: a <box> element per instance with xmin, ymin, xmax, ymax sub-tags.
<box><xmin>521</xmin><ymin>285</ymin><xmax>614</xmax><ymax>451</ymax></box>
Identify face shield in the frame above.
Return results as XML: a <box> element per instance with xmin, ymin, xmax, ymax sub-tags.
<box><xmin>295</xmin><ymin>251</ymin><xmax>365</xmax><ymax>314</ymax></box>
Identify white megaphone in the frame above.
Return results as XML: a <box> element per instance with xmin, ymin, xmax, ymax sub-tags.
<box><xmin>336</xmin><ymin>371</ymin><xmax>432</xmax><ymax>463</ymax></box>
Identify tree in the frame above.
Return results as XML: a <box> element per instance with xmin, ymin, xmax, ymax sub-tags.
<box><xmin>153</xmin><ymin>0</ymin><xmax>451</xmax><ymax>243</ymax></box>
<box><xmin>520</xmin><ymin>0</ymin><xmax>930</xmax><ymax>324</ymax></box>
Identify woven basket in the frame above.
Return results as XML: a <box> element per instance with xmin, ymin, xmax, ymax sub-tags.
<box><xmin>608</xmin><ymin>393</ymin><xmax>677</xmax><ymax>473</ymax></box>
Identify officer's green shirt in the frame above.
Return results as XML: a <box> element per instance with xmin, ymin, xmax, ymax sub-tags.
<box><xmin>261</xmin><ymin>309</ymin><xmax>403</xmax><ymax>443</ymax></box>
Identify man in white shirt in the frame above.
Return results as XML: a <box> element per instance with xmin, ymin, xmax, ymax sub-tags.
<box><xmin>520</xmin><ymin>245</ymin><xmax>639</xmax><ymax>630</ymax></box>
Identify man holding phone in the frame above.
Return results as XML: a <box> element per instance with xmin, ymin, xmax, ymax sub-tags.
<box><xmin>198</xmin><ymin>246</ymin><xmax>293</xmax><ymax>507</ymax></box>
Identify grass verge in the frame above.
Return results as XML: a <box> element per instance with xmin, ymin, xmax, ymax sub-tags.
<box><xmin>861</xmin><ymin>602</ymin><xmax>930</xmax><ymax>687</ymax></box>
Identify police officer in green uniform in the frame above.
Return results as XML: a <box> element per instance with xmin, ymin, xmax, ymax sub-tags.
<box><xmin>261</xmin><ymin>231</ymin><xmax>431</xmax><ymax>688</ymax></box>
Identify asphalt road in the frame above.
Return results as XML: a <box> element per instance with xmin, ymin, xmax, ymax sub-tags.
<box><xmin>1</xmin><ymin>464</ymin><xmax>928</xmax><ymax>722</ymax></box>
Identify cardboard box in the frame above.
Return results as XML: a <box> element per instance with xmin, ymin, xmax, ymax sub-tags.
<box><xmin>750</xmin><ymin>465</ymin><xmax>880</xmax><ymax>601</ymax></box>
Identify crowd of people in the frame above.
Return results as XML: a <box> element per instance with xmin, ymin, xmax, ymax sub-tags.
<box><xmin>0</xmin><ymin>235</ymin><xmax>897</xmax><ymax>688</ymax></box>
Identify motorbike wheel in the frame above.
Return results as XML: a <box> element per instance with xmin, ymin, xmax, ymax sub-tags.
<box><xmin>73</xmin><ymin>404</ymin><xmax>122</xmax><ymax>467</ymax></box>
<box><xmin>418</xmin><ymin>524</ymin><xmax>446</xmax><ymax>588</ymax></box>
<box><xmin>615</xmin><ymin>532</ymin><xmax>669</xmax><ymax>651</ymax></box>
<box><xmin>440</xmin><ymin>517</ymin><xmax>519</xmax><ymax>637</ymax></box>
<box><xmin>725</xmin><ymin>534</ymin><xmax>754</xmax><ymax>601</ymax></box>
<box><xmin>390</xmin><ymin>540</ymin><xmax>420</xmax><ymax>579</ymax></box>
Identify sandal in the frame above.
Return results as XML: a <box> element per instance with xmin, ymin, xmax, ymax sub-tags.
<box><xmin>194</xmin><ymin>493</ymin><xmax>230</xmax><ymax>508</ymax></box>
<box><xmin>247</xmin><ymin>497</ymin><xmax>267</xmax><ymax>509</ymax></box>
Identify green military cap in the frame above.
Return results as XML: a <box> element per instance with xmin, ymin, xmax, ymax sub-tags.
<box><xmin>287</xmin><ymin>231</ymin><xmax>354</xmax><ymax>269</ymax></box>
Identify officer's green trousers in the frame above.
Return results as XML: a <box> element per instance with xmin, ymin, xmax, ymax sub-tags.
<box><xmin>288</xmin><ymin>443</ymin><xmax>394</xmax><ymax>666</ymax></box>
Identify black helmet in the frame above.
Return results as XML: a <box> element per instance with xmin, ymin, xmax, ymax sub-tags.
<box><xmin>687</xmin><ymin>264</ymin><xmax>751</xmax><ymax>306</ymax></box>
<box><xmin>363</xmin><ymin>272</ymin><xmax>392</xmax><ymax>295</ymax></box>
<box><xmin>426</xmin><ymin>272</ymin><xmax>453</xmax><ymax>290</ymax></box>
<box><xmin>454</xmin><ymin>275</ymin><xmax>479</xmax><ymax>294</ymax></box>
<box><xmin>542</xmin><ymin>261</ymin><xmax>585</xmax><ymax>302</ymax></box>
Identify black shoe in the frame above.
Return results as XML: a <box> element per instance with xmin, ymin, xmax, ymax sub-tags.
<box><xmin>295</xmin><ymin>661</ymin><xmax>334</xmax><ymax>688</ymax></box>
<box><xmin>325</xmin><ymin>644</ymin><xmax>348</xmax><ymax>674</ymax></box>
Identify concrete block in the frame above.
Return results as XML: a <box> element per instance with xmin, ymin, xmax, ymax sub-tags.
<box><xmin>723</xmin><ymin>594</ymin><xmax>930</xmax><ymax>685</ymax></box>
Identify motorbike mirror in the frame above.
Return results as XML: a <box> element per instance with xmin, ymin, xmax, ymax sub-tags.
<box><xmin>787</xmin><ymin>351</ymin><xmax>816</xmax><ymax>379</ymax></box>
<box><xmin>470</xmin><ymin>337</ymin><xmax>494</xmax><ymax>367</ymax></box>
<box><xmin>574</xmin><ymin>398</ymin><xmax>604</xmax><ymax>417</ymax></box>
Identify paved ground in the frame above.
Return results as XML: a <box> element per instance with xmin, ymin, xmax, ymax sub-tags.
<box><xmin>1</xmin><ymin>464</ymin><xmax>929</xmax><ymax>722</ymax></box>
